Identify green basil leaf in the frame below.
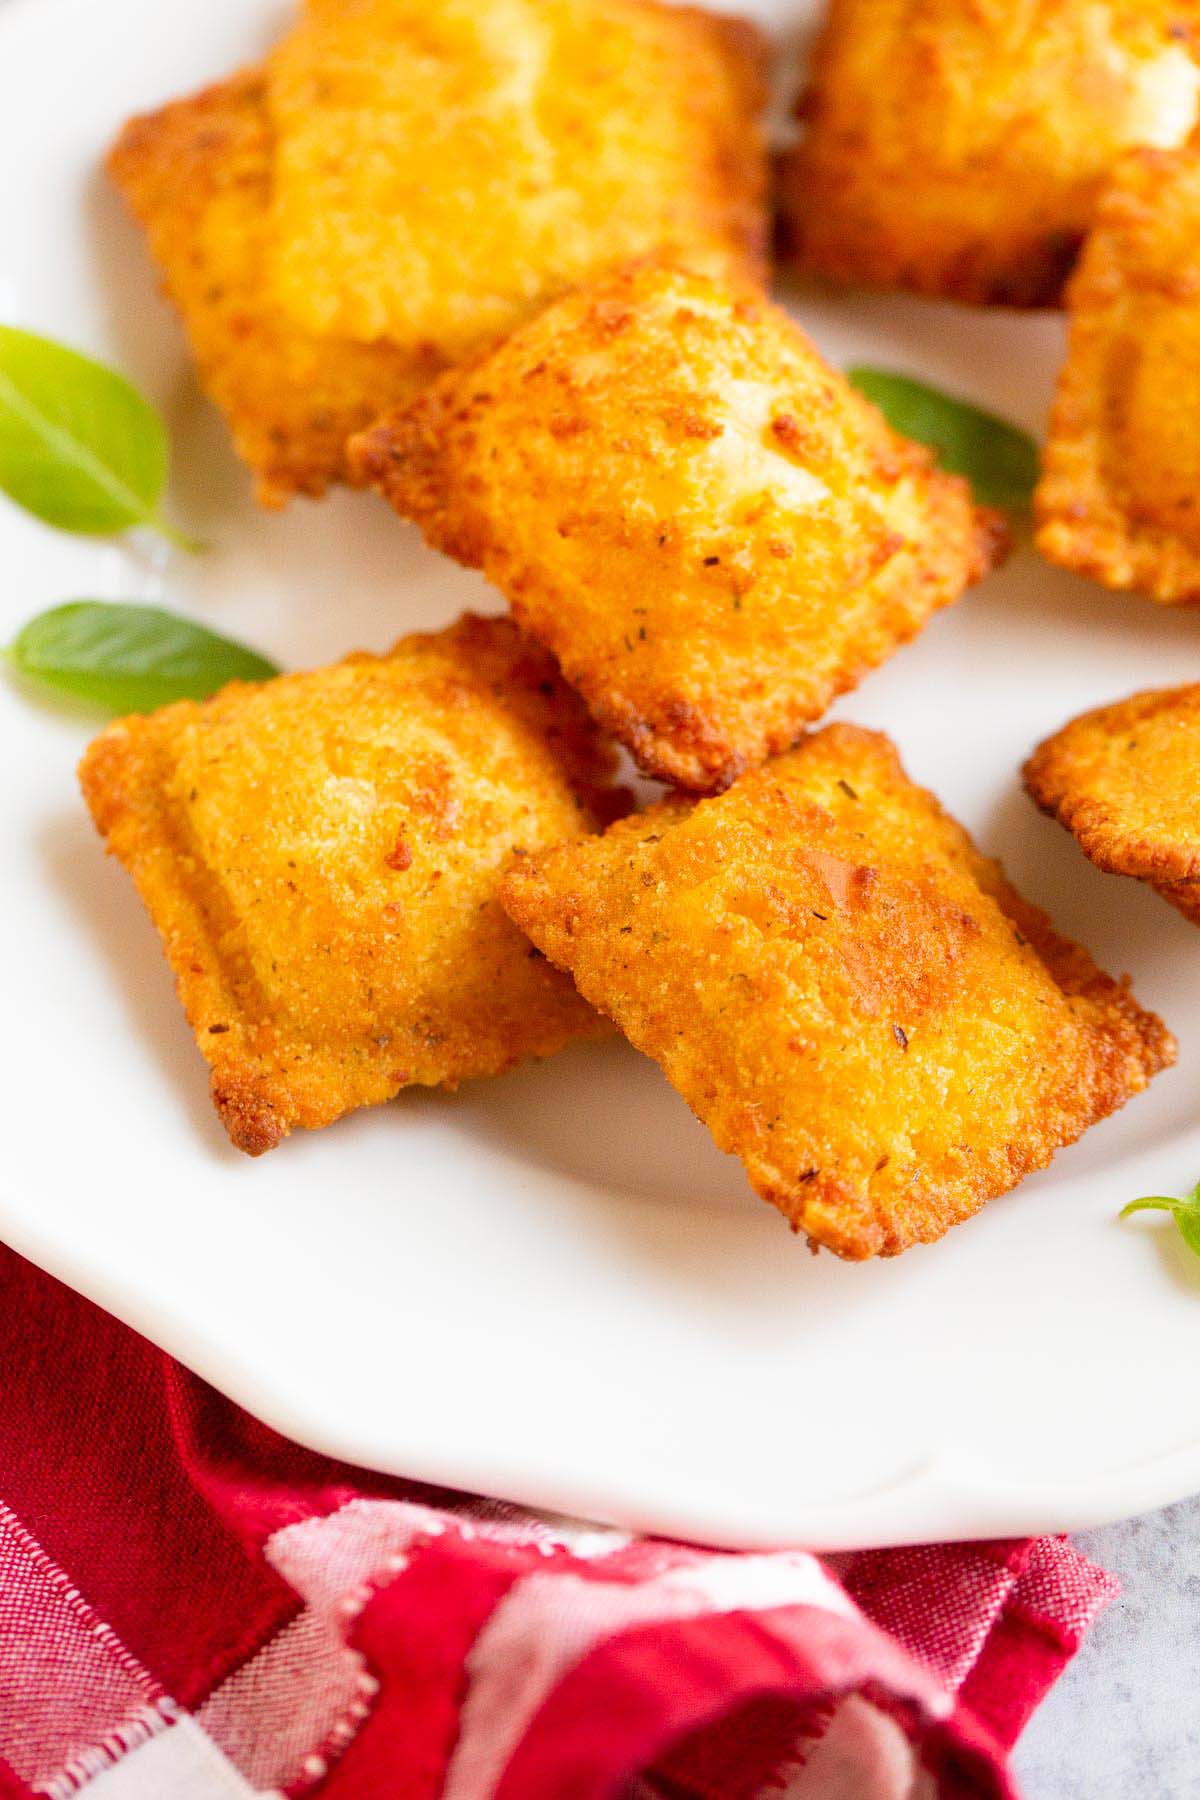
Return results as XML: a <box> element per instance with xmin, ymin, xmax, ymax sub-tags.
<box><xmin>1118</xmin><ymin>1196</ymin><xmax>1178</xmax><ymax>1220</ymax></box>
<box><xmin>0</xmin><ymin>327</ymin><xmax>198</xmax><ymax>547</ymax></box>
<box><xmin>1120</xmin><ymin>1189</ymin><xmax>1200</xmax><ymax>1263</ymax></box>
<box><xmin>7</xmin><ymin>602</ymin><xmax>278</xmax><ymax>715</ymax></box>
<box><xmin>1174</xmin><ymin>1207</ymin><xmax>1200</xmax><ymax>1260</ymax></box>
<box><xmin>847</xmin><ymin>366</ymin><xmax>1039</xmax><ymax>510</ymax></box>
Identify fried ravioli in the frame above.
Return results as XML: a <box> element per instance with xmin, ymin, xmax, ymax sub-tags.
<box><xmin>501</xmin><ymin>724</ymin><xmax>1172</xmax><ymax>1259</ymax></box>
<box><xmin>79</xmin><ymin>615</ymin><xmax>624</xmax><ymax>1154</ymax></box>
<box><xmin>107</xmin><ymin>0</ymin><xmax>768</xmax><ymax>506</ymax></box>
<box><xmin>354</xmin><ymin>262</ymin><xmax>1002</xmax><ymax>792</ymax></box>
<box><xmin>779</xmin><ymin>0</ymin><xmax>1200</xmax><ymax>307</ymax></box>
<box><xmin>1036</xmin><ymin>140</ymin><xmax>1200</xmax><ymax>601</ymax></box>
<box><xmin>1025</xmin><ymin>685</ymin><xmax>1200</xmax><ymax>922</ymax></box>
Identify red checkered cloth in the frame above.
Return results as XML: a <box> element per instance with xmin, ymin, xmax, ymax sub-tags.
<box><xmin>0</xmin><ymin>1246</ymin><xmax>1114</xmax><ymax>1800</ymax></box>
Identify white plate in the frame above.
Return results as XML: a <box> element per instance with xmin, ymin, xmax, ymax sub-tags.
<box><xmin>3</xmin><ymin>0</ymin><xmax>1200</xmax><ymax>1552</ymax></box>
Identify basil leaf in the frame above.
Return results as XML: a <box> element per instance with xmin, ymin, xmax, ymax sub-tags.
<box><xmin>0</xmin><ymin>327</ymin><xmax>198</xmax><ymax>548</ymax></box>
<box><xmin>1120</xmin><ymin>1182</ymin><xmax>1200</xmax><ymax>1262</ymax></box>
<box><xmin>847</xmin><ymin>366</ymin><xmax>1038</xmax><ymax>510</ymax></box>
<box><xmin>1175</xmin><ymin>1208</ymin><xmax>1200</xmax><ymax>1260</ymax></box>
<box><xmin>7</xmin><ymin>602</ymin><xmax>278</xmax><ymax>715</ymax></box>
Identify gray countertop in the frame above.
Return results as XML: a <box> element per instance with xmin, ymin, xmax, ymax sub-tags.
<box><xmin>1012</xmin><ymin>1497</ymin><xmax>1200</xmax><ymax>1798</ymax></box>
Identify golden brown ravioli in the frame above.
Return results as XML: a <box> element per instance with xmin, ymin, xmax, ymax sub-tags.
<box><xmin>779</xmin><ymin>0</ymin><xmax>1200</xmax><ymax>307</ymax></box>
<box><xmin>502</xmin><ymin>724</ymin><xmax>1172</xmax><ymax>1259</ymax></box>
<box><xmin>354</xmin><ymin>262</ymin><xmax>1002</xmax><ymax>793</ymax></box>
<box><xmin>1036</xmin><ymin>139</ymin><xmax>1200</xmax><ymax>601</ymax></box>
<box><xmin>79</xmin><ymin>615</ymin><xmax>625</xmax><ymax>1154</ymax></box>
<box><xmin>107</xmin><ymin>0</ymin><xmax>768</xmax><ymax>505</ymax></box>
<box><xmin>1026</xmin><ymin>685</ymin><xmax>1200</xmax><ymax>922</ymax></box>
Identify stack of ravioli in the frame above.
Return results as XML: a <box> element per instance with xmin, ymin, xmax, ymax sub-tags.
<box><xmin>84</xmin><ymin>0</ymin><xmax>1198</xmax><ymax>1261</ymax></box>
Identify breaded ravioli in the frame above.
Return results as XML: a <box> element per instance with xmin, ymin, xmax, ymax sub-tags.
<box><xmin>106</xmin><ymin>72</ymin><xmax>431</xmax><ymax>510</ymax></box>
<box><xmin>107</xmin><ymin>0</ymin><xmax>768</xmax><ymax>506</ymax></box>
<box><xmin>79</xmin><ymin>616</ymin><xmax>624</xmax><ymax>1154</ymax></box>
<box><xmin>354</xmin><ymin>263</ymin><xmax>1002</xmax><ymax>792</ymax></box>
<box><xmin>779</xmin><ymin>0</ymin><xmax>1200</xmax><ymax>307</ymax></box>
<box><xmin>1026</xmin><ymin>685</ymin><xmax>1200</xmax><ymax>922</ymax></box>
<box><xmin>1036</xmin><ymin>141</ymin><xmax>1200</xmax><ymax>602</ymax></box>
<box><xmin>501</xmin><ymin>725</ymin><xmax>1171</xmax><ymax>1259</ymax></box>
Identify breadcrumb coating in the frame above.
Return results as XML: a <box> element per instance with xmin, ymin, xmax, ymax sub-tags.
<box><xmin>107</xmin><ymin>0</ymin><xmax>768</xmax><ymax>505</ymax></box>
<box><xmin>780</xmin><ymin>0</ymin><xmax>1200</xmax><ymax>307</ymax></box>
<box><xmin>1026</xmin><ymin>684</ymin><xmax>1200</xmax><ymax>923</ymax></box>
<box><xmin>502</xmin><ymin>723</ymin><xmax>1172</xmax><ymax>1259</ymax></box>
<box><xmin>354</xmin><ymin>262</ymin><xmax>1003</xmax><ymax>792</ymax></box>
<box><xmin>107</xmin><ymin>71</ymin><xmax>425</xmax><ymax>508</ymax></box>
<box><xmin>79</xmin><ymin>615</ymin><xmax>625</xmax><ymax>1154</ymax></box>
<box><xmin>1036</xmin><ymin>139</ymin><xmax>1200</xmax><ymax>601</ymax></box>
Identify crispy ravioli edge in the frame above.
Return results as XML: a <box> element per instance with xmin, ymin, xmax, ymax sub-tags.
<box><xmin>501</xmin><ymin>726</ymin><xmax>1174</xmax><ymax>1258</ymax></box>
<box><xmin>77</xmin><ymin>622</ymin><xmax>625</xmax><ymax>1155</ymax></box>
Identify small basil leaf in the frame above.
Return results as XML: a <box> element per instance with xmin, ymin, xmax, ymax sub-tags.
<box><xmin>847</xmin><ymin>366</ymin><xmax>1039</xmax><ymax>510</ymax></box>
<box><xmin>1118</xmin><ymin>1196</ymin><xmax>1179</xmax><ymax>1219</ymax></box>
<box><xmin>1120</xmin><ymin>1191</ymin><xmax>1200</xmax><ymax>1263</ymax></box>
<box><xmin>7</xmin><ymin>602</ymin><xmax>278</xmax><ymax>715</ymax></box>
<box><xmin>1175</xmin><ymin>1208</ymin><xmax>1200</xmax><ymax>1260</ymax></box>
<box><xmin>0</xmin><ymin>327</ymin><xmax>197</xmax><ymax>547</ymax></box>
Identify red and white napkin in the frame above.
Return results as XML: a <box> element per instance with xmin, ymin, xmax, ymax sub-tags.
<box><xmin>0</xmin><ymin>1246</ymin><xmax>1115</xmax><ymax>1799</ymax></box>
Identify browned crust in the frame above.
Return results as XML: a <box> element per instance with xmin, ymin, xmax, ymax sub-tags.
<box><xmin>1025</xmin><ymin>684</ymin><xmax>1200</xmax><ymax>937</ymax></box>
<box><xmin>107</xmin><ymin>70</ymin><xmax>430</xmax><ymax>506</ymax></box>
<box><xmin>756</xmin><ymin>789</ymin><xmax>1174</xmax><ymax>1257</ymax></box>
<box><xmin>502</xmin><ymin>722</ymin><xmax>1171</xmax><ymax>1259</ymax></box>
<box><xmin>545</xmin><ymin>457</ymin><xmax>1006</xmax><ymax>794</ymax></box>
<box><xmin>665</xmin><ymin>5</ymin><xmax>774</xmax><ymax>285</ymax></box>
<box><xmin>778</xmin><ymin>1</ymin><xmax>1200</xmax><ymax>309</ymax></box>
<box><xmin>1157</xmin><ymin>876</ymin><xmax>1200</xmax><ymax>922</ymax></box>
<box><xmin>795</xmin><ymin>843</ymin><xmax>1174</xmax><ymax>1257</ymax></box>
<box><xmin>353</xmin><ymin>260</ymin><xmax>1003</xmax><ymax>793</ymax></box>
<box><xmin>80</xmin><ymin>708</ymin><xmax>286</xmax><ymax>1152</ymax></box>
<box><xmin>79</xmin><ymin>615</ymin><xmax>623</xmax><ymax>1154</ymax></box>
<box><xmin>107</xmin><ymin>2</ymin><xmax>770</xmax><ymax>505</ymax></box>
<box><xmin>778</xmin><ymin>157</ymin><xmax>1085</xmax><ymax>310</ymax></box>
<box><xmin>1035</xmin><ymin>142</ymin><xmax>1200</xmax><ymax>603</ymax></box>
